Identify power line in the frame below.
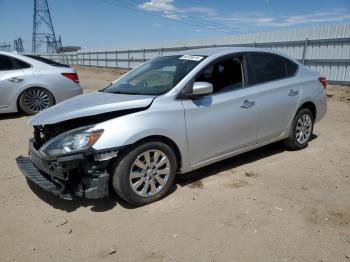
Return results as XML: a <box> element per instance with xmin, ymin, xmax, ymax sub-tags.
<box><xmin>98</xmin><ymin>0</ymin><xmax>242</xmax><ymax>34</ymax></box>
<box><xmin>124</xmin><ymin>0</ymin><xmax>242</xmax><ymax>32</ymax></box>
<box><xmin>125</xmin><ymin>0</ymin><xmax>243</xmax><ymax>33</ymax></box>
<box><xmin>124</xmin><ymin>0</ymin><xmax>245</xmax><ymax>33</ymax></box>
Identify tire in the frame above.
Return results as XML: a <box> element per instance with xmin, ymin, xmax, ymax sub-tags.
<box><xmin>112</xmin><ymin>141</ymin><xmax>177</xmax><ymax>206</ymax></box>
<box><xmin>284</xmin><ymin>108</ymin><xmax>314</xmax><ymax>150</ymax></box>
<box><xmin>18</xmin><ymin>87</ymin><xmax>54</xmax><ymax>115</ymax></box>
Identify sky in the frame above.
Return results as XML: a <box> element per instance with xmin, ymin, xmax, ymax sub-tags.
<box><xmin>0</xmin><ymin>0</ymin><xmax>349</xmax><ymax>52</ymax></box>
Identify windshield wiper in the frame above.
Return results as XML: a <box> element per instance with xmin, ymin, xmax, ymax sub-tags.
<box><xmin>107</xmin><ymin>91</ymin><xmax>139</xmax><ymax>95</ymax></box>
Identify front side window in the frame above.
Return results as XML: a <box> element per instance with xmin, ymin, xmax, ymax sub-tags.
<box><xmin>247</xmin><ymin>52</ymin><xmax>298</xmax><ymax>85</ymax></box>
<box><xmin>104</xmin><ymin>55</ymin><xmax>205</xmax><ymax>96</ymax></box>
<box><xmin>196</xmin><ymin>55</ymin><xmax>244</xmax><ymax>94</ymax></box>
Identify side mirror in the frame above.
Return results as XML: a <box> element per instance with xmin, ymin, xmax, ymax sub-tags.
<box><xmin>192</xmin><ymin>82</ymin><xmax>213</xmax><ymax>96</ymax></box>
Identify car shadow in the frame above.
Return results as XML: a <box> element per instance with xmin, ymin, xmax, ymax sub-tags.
<box><xmin>27</xmin><ymin>180</ymin><xmax>118</xmax><ymax>212</ymax></box>
<box><xmin>176</xmin><ymin>134</ymin><xmax>317</xmax><ymax>187</ymax></box>
<box><xmin>0</xmin><ymin>112</ymin><xmax>25</xmax><ymax>120</ymax></box>
<box><xmin>26</xmin><ymin>135</ymin><xmax>317</xmax><ymax>212</ymax></box>
<box><xmin>176</xmin><ymin>142</ymin><xmax>285</xmax><ymax>187</ymax></box>
<box><xmin>27</xmin><ymin>177</ymin><xmax>178</xmax><ymax>212</ymax></box>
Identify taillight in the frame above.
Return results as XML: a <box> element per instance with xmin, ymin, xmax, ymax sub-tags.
<box><xmin>319</xmin><ymin>77</ymin><xmax>327</xmax><ymax>89</ymax></box>
<box><xmin>62</xmin><ymin>73</ymin><xmax>79</xmax><ymax>83</ymax></box>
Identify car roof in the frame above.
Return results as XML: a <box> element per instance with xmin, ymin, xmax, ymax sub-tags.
<box><xmin>174</xmin><ymin>47</ymin><xmax>293</xmax><ymax>60</ymax></box>
<box><xmin>0</xmin><ymin>51</ymin><xmax>50</xmax><ymax>67</ymax></box>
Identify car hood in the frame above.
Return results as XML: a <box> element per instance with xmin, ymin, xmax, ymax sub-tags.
<box><xmin>28</xmin><ymin>92</ymin><xmax>155</xmax><ymax>126</ymax></box>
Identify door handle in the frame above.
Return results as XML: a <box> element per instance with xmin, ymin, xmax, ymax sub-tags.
<box><xmin>9</xmin><ymin>77</ymin><xmax>23</xmax><ymax>83</ymax></box>
<box><xmin>288</xmin><ymin>89</ymin><xmax>299</xmax><ymax>96</ymax></box>
<box><xmin>240</xmin><ymin>99</ymin><xmax>256</xmax><ymax>109</ymax></box>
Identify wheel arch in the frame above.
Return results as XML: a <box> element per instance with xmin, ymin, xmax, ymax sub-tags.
<box><xmin>298</xmin><ymin>101</ymin><xmax>317</xmax><ymax>120</ymax></box>
<box><xmin>125</xmin><ymin>135</ymin><xmax>183</xmax><ymax>172</ymax></box>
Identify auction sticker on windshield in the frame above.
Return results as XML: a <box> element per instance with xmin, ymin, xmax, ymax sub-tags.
<box><xmin>179</xmin><ymin>55</ymin><xmax>204</xmax><ymax>61</ymax></box>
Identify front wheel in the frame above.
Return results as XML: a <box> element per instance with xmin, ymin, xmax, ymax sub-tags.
<box><xmin>112</xmin><ymin>141</ymin><xmax>177</xmax><ymax>206</ymax></box>
<box><xmin>284</xmin><ymin>108</ymin><xmax>314</xmax><ymax>150</ymax></box>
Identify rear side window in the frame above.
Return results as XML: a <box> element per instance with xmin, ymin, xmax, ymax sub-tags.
<box><xmin>247</xmin><ymin>52</ymin><xmax>298</xmax><ymax>85</ymax></box>
<box><xmin>24</xmin><ymin>55</ymin><xmax>69</xmax><ymax>67</ymax></box>
<box><xmin>0</xmin><ymin>55</ymin><xmax>14</xmax><ymax>71</ymax></box>
<box><xmin>14</xmin><ymin>58</ymin><xmax>31</xmax><ymax>69</ymax></box>
<box><xmin>0</xmin><ymin>55</ymin><xmax>31</xmax><ymax>71</ymax></box>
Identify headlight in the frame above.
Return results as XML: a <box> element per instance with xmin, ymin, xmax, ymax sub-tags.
<box><xmin>40</xmin><ymin>126</ymin><xmax>103</xmax><ymax>156</ymax></box>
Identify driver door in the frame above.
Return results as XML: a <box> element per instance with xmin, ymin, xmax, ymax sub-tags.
<box><xmin>181</xmin><ymin>54</ymin><xmax>258</xmax><ymax>166</ymax></box>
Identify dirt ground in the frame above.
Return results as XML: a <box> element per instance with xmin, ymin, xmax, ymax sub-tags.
<box><xmin>0</xmin><ymin>66</ymin><xmax>349</xmax><ymax>262</ymax></box>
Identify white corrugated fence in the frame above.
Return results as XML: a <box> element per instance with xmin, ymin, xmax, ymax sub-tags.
<box><xmin>33</xmin><ymin>24</ymin><xmax>350</xmax><ymax>84</ymax></box>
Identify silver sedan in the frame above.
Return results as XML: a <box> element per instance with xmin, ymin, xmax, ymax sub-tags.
<box><xmin>0</xmin><ymin>51</ymin><xmax>82</xmax><ymax>115</ymax></box>
<box><xmin>17</xmin><ymin>47</ymin><xmax>327</xmax><ymax>205</ymax></box>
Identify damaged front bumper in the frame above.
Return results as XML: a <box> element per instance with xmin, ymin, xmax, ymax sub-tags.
<box><xmin>16</xmin><ymin>140</ymin><xmax>118</xmax><ymax>200</ymax></box>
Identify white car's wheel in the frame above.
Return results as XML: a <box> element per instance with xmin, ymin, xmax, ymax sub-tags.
<box><xmin>19</xmin><ymin>87</ymin><xmax>54</xmax><ymax>115</ymax></box>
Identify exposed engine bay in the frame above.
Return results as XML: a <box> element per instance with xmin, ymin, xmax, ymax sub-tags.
<box><xmin>17</xmin><ymin>105</ymin><xmax>151</xmax><ymax>200</ymax></box>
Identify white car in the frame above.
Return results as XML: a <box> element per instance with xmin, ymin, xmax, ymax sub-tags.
<box><xmin>0</xmin><ymin>52</ymin><xmax>82</xmax><ymax>115</ymax></box>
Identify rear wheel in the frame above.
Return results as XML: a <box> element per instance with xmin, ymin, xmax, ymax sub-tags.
<box><xmin>284</xmin><ymin>108</ymin><xmax>314</xmax><ymax>150</ymax></box>
<box><xmin>112</xmin><ymin>141</ymin><xmax>177</xmax><ymax>206</ymax></box>
<box><xmin>19</xmin><ymin>87</ymin><xmax>54</xmax><ymax>115</ymax></box>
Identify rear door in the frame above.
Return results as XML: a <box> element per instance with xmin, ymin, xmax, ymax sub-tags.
<box><xmin>246</xmin><ymin>52</ymin><xmax>301</xmax><ymax>142</ymax></box>
<box><xmin>0</xmin><ymin>55</ymin><xmax>31</xmax><ymax>109</ymax></box>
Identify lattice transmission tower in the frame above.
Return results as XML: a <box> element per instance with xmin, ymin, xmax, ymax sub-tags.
<box><xmin>32</xmin><ymin>0</ymin><xmax>58</xmax><ymax>53</ymax></box>
<box><xmin>14</xmin><ymin>38</ymin><xmax>24</xmax><ymax>53</ymax></box>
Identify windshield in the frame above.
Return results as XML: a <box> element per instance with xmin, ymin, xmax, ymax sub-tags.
<box><xmin>104</xmin><ymin>55</ymin><xmax>205</xmax><ymax>95</ymax></box>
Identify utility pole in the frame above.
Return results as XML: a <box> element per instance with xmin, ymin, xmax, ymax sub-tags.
<box><xmin>32</xmin><ymin>0</ymin><xmax>58</xmax><ymax>53</ymax></box>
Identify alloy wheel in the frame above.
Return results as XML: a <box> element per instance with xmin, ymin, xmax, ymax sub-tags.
<box><xmin>23</xmin><ymin>89</ymin><xmax>51</xmax><ymax>113</ymax></box>
<box><xmin>295</xmin><ymin>114</ymin><xmax>312</xmax><ymax>144</ymax></box>
<box><xmin>129</xmin><ymin>149</ymin><xmax>171</xmax><ymax>197</ymax></box>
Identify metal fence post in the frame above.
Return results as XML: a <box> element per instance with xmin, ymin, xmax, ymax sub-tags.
<box><xmin>105</xmin><ymin>52</ymin><xmax>108</xmax><ymax>68</ymax></box>
<box><xmin>127</xmin><ymin>50</ymin><xmax>130</xmax><ymax>69</ymax></box>
<box><xmin>302</xmin><ymin>38</ymin><xmax>309</xmax><ymax>65</ymax></box>
<box><xmin>97</xmin><ymin>52</ymin><xmax>99</xmax><ymax>67</ymax></box>
<box><xmin>115</xmin><ymin>51</ymin><xmax>118</xmax><ymax>69</ymax></box>
<box><xmin>143</xmin><ymin>49</ymin><xmax>146</xmax><ymax>62</ymax></box>
<box><xmin>89</xmin><ymin>52</ymin><xmax>91</xmax><ymax>67</ymax></box>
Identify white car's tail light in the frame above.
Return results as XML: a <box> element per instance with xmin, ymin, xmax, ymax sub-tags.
<box><xmin>62</xmin><ymin>73</ymin><xmax>79</xmax><ymax>83</ymax></box>
<box><xmin>318</xmin><ymin>77</ymin><xmax>327</xmax><ymax>89</ymax></box>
